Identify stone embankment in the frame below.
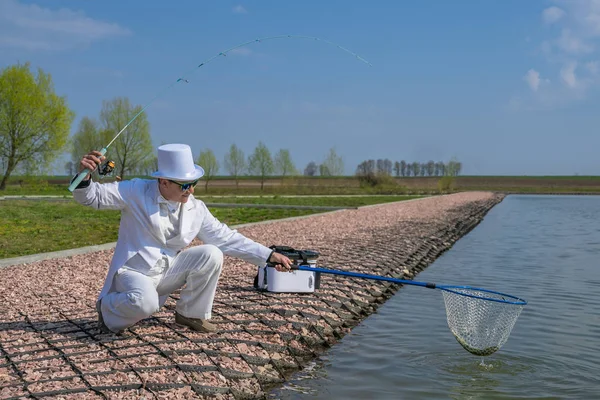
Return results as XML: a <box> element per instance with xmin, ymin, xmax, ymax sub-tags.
<box><xmin>0</xmin><ymin>192</ymin><xmax>504</xmax><ymax>399</ymax></box>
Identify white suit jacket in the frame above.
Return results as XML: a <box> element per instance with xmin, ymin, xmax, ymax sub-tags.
<box><xmin>72</xmin><ymin>178</ymin><xmax>272</xmax><ymax>299</ymax></box>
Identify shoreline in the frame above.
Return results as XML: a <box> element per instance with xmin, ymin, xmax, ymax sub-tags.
<box><xmin>0</xmin><ymin>192</ymin><xmax>504</xmax><ymax>399</ymax></box>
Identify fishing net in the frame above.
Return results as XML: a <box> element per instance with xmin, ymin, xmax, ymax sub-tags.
<box><xmin>441</xmin><ymin>287</ymin><xmax>525</xmax><ymax>356</ymax></box>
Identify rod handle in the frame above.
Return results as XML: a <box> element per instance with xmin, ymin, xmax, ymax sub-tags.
<box><xmin>67</xmin><ymin>148</ymin><xmax>107</xmax><ymax>192</ymax></box>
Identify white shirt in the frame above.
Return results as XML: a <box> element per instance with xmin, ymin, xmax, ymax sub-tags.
<box><xmin>158</xmin><ymin>194</ymin><xmax>182</xmax><ymax>242</ymax></box>
<box><xmin>122</xmin><ymin>192</ymin><xmax>183</xmax><ymax>276</ymax></box>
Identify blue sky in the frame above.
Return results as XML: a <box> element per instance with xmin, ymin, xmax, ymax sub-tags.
<box><xmin>1</xmin><ymin>0</ymin><xmax>599</xmax><ymax>176</ymax></box>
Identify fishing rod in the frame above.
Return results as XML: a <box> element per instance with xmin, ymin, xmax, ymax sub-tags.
<box><xmin>68</xmin><ymin>35</ymin><xmax>372</xmax><ymax>192</ymax></box>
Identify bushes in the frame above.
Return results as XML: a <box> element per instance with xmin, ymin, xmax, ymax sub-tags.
<box><xmin>437</xmin><ymin>176</ymin><xmax>456</xmax><ymax>193</ymax></box>
<box><xmin>356</xmin><ymin>172</ymin><xmax>409</xmax><ymax>194</ymax></box>
<box><xmin>357</xmin><ymin>172</ymin><xmax>393</xmax><ymax>187</ymax></box>
<box><xmin>18</xmin><ymin>176</ymin><xmax>50</xmax><ymax>190</ymax></box>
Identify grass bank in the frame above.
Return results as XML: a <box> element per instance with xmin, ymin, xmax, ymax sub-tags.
<box><xmin>0</xmin><ymin>196</ymin><xmax>419</xmax><ymax>259</ymax></box>
<box><xmin>2</xmin><ymin>175</ymin><xmax>600</xmax><ymax>196</ymax></box>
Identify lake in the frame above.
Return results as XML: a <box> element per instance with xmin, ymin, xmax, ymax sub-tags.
<box><xmin>269</xmin><ymin>194</ymin><xmax>600</xmax><ymax>400</ymax></box>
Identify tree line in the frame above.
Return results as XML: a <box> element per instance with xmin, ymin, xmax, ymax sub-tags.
<box><xmin>356</xmin><ymin>158</ymin><xmax>462</xmax><ymax>177</ymax></box>
<box><xmin>0</xmin><ymin>62</ymin><xmax>463</xmax><ymax>190</ymax></box>
<box><xmin>181</xmin><ymin>144</ymin><xmax>346</xmax><ymax>190</ymax></box>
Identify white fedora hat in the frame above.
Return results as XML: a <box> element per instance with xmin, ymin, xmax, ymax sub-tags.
<box><xmin>150</xmin><ymin>143</ymin><xmax>204</xmax><ymax>181</ymax></box>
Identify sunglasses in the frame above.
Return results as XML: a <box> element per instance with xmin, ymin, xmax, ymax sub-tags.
<box><xmin>168</xmin><ymin>179</ymin><xmax>200</xmax><ymax>191</ymax></box>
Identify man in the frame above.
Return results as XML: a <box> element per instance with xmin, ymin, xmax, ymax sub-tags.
<box><xmin>72</xmin><ymin>143</ymin><xmax>292</xmax><ymax>334</ymax></box>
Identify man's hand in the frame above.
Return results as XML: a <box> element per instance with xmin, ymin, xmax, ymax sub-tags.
<box><xmin>269</xmin><ymin>252</ymin><xmax>294</xmax><ymax>272</ymax></box>
<box><xmin>80</xmin><ymin>151</ymin><xmax>106</xmax><ymax>180</ymax></box>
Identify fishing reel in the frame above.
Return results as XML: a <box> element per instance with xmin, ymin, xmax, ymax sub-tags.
<box><xmin>98</xmin><ymin>160</ymin><xmax>116</xmax><ymax>178</ymax></box>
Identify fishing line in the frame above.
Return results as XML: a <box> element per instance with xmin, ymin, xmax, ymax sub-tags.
<box><xmin>68</xmin><ymin>34</ymin><xmax>372</xmax><ymax>192</ymax></box>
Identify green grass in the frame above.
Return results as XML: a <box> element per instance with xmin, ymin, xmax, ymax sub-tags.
<box><xmin>199</xmin><ymin>195</ymin><xmax>423</xmax><ymax>207</ymax></box>
<box><xmin>0</xmin><ymin>196</ymin><xmax>413</xmax><ymax>259</ymax></box>
<box><xmin>0</xmin><ymin>200</ymin><xmax>122</xmax><ymax>258</ymax></box>
<box><xmin>3</xmin><ymin>174</ymin><xmax>600</xmax><ymax>197</ymax></box>
<box><xmin>1</xmin><ymin>184</ymin><xmax>418</xmax><ymax>197</ymax></box>
<box><xmin>1</xmin><ymin>185</ymin><xmax>73</xmax><ymax>196</ymax></box>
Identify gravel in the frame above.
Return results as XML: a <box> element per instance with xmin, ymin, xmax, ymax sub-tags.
<box><xmin>0</xmin><ymin>192</ymin><xmax>503</xmax><ymax>398</ymax></box>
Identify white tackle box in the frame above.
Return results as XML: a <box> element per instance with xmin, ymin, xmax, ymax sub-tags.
<box><xmin>254</xmin><ymin>246</ymin><xmax>321</xmax><ymax>293</ymax></box>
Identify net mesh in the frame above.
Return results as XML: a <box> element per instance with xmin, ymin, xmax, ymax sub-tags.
<box><xmin>441</xmin><ymin>288</ymin><xmax>524</xmax><ymax>356</ymax></box>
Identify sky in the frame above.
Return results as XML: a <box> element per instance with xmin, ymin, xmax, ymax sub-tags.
<box><xmin>1</xmin><ymin>0</ymin><xmax>600</xmax><ymax>176</ymax></box>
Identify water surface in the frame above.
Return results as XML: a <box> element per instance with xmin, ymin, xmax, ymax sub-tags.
<box><xmin>270</xmin><ymin>195</ymin><xmax>600</xmax><ymax>399</ymax></box>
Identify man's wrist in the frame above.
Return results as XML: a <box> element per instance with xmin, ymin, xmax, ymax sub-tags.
<box><xmin>71</xmin><ymin>174</ymin><xmax>91</xmax><ymax>189</ymax></box>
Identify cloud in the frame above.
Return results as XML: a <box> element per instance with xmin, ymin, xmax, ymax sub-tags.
<box><xmin>560</xmin><ymin>62</ymin><xmax>578</xmax><ymax>87</ymax></box>
<box><xmin>516</xmin><ymin>1</ymin><xmax>600</xmax><ymax>108</ymax></box>
<box><xmin>567</xmin><ymin>0</ymin><xmax>600</xmax><ymax>36</ymax></box>
<box><xmin>523</xmin><ymin>69</ymin><xmax>551</xmax><ymax>94</ymax></box>
<box><xmin>542</xmin><ymin>6</ymin><xmax>565</xmax><ymax>24</ymax></box>
<box><xmin>0</xmin><ymin>0</ymin><xmax>131</xmax><ymax>51</ymax></box>
<box><xmin>556</xmin><ymin>28</ymin><xmax>594</xmax><ymax>54</ymax></box>
<box><xmin>524</xmin><ymin>69</ymin><xmax>542</xmax><ymax>91</ymax></box>
<box><xmin>233</xmin><ymin>5</ymin><xmax>247</xmax><ymax>14</ymax></box>
<box><xmin>585</xmin><ymin>60</ymin><xmax>599</xmax><ymax>74</ymax></box>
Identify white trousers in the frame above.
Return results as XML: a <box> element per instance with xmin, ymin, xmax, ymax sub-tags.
<box><xmin>100</xmin><ymin>244</ymin><xmax>223</xmax><ymax>333</ymax></box>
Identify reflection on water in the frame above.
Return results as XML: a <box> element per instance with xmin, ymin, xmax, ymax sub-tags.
<box><xmin>270</xmin><ymin>195</ymin><xmax>600</xmax><ymax>399</ymax></box>
<box><xmin>445</xmin><ymin>354</ymin><xmax>538</xmax><ymax>400</ymax></box>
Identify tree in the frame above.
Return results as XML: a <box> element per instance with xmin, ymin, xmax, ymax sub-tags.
<box><xmin>384</xmin><ymin>159</ymin><xmax>393</xmax><ymax>175</ymax></box>
<box><xmin>99</xmin><ymin>97</ymin><xmax>153</xmax><ymax>179</ymax></box>
<box><xmin>247</xmin><ymin>141</ymin><xmax>273</xmax><ymax>190</ymax></box>
<box><xmin>426</xmin><ymin>160</ymin><xmax>435</xmax><ymax>176</ymax></box>
<box><xmin>304</xmin><ymin>161</ymin><xmax>318</xmax><ymax>176</ymax></box>
<box><xmin>65</xmin><ymin>161</ymin><xmax>75</xmax><ymax>176</ymax></box>
<box><xmin>224</xmin><ymin>144</ymin><xmax>246</xmax><ymax>187</ymax></box>
<box><xmin>274</xmin><ymin>149</ymin><xmax>297</xmax><ymax>179</ymax></box>
<box><xmin>322</xmin><ymin>148</ymin><xmax>344</xmax><ymax>176</ymax></box>
<box><xmin>435</xmin><ymin>161</ymin><xmax>445</xmax><ymax>176</ymax></box>
<box><xmin>0</xmin><ymin>63</ymin><xmax>74</xmax><ymax>189</ymax></box>
<box><xmin>136</xmin><ymin>154</ymin><xmax>157</xmax><ymax>176</ymax></box>
<box><xmin>355</xmin><ymin>159</ymin><xmax>377</xmax><ymax>176</ymax></box>
<box><xmin>393</xmin><ymin>161</ymin><xmax>400</xmax><ymax>177</ymax></box>
<box><xmin>71</xmin><ymin>117</ymin><xmax>98</xmax><ymax>162</ymax></box>
<box><xmin>446</xmin><ymin>157</ymin><xmax>462</xmax><ymax>176</ymax></box>
<box><xmin>355</xmin><ymin>158</ymin><xmax>396</xmax><ymax>186</ymax></box>
<box><xmin>366</xmin><ymin>159</ymin><xmax>375</xmax><ymax>175</ymax></box>
<box><xmin>197</xmin><ymin>148</ymin><xmax>219</xmax><ymax>191</ymax></box>
<box><xmin>411</xmin><ymin>162</ymin><xmax>420</xmax><ymax>177</ymax></box>
<box><xmin>376</xmin><ymin>159</ymin><xmax>385</xmax><ymax>174</ymax></box>
<box><xmin>355</xmin><ymin>161</ymin><xmax>369</xmax><ymax>176</ymax></box>
<box><xmin>376</xmin><ymin>158</ymin><xmax>392</xmax><ymax>175</ymax></box>
<box><xmin>400</xmin><ymin>160</ymin><xmax>407</xmax><ymax>177</ymax></box>
<box><xmin>319</xmin><ymin>164</ymin><xmax>331</xmax><ymax>176</ymax></box>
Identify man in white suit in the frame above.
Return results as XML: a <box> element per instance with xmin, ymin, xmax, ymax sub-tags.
<box><xmin>73</xmin><ymin>143</ymin><xmax>292</xmax><ymax>334</ymax></box>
